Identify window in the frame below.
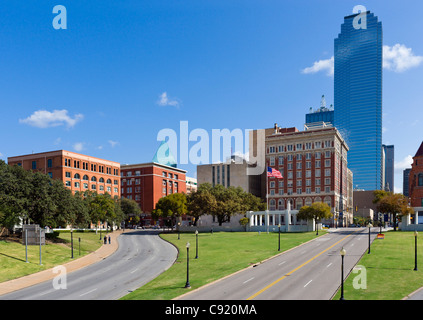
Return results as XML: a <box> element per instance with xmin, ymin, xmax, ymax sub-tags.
<box><xmin>48</xmin><ymin>159</ymin><xmax>53</xmax><ymax>168</ymax></box>
<box><xmin>325</xmin><ymin>159</ymin><xmax>331</xmax><ymax>167</ymax></box>
<box><xmin>99</xmin><ymin>177</ymin><xmax>105</xmax><ymax>183</ymax></box>
<box><xmin>48</xmin><ymin>172</ymin><xmax>53</xmax><ymax>178</ymax></box>
<box><xmin>315</xmin><ymin>160</ymin><xmax>321</xmax><ymax>168</ymax></box>
<box><xmin>91</xmin><ymin>185</ymin><xmax>97</xmax><ymax>190</ymax></box>
<box><xmin>325</xmin><ymin>151</ymin><xmax>331</xmax><ymax>158</ymax></box>
<box><xmin>66</xmin><ymin>172</ymin><xmax>71</xmax><ymax>178</ymax></box>
<box><xmin>325</xmin><ymin>169</ymin><xmax>331</xmax><ymax>176</ymax></box>
<box><xmin>74</xmin><ymin>173</ymin><xmax>80</xmax><ymax>179</ymax></box>
<box><xmin>296</xmin><ymin>188</ymin><xmax>302</xmax><ymax>194</ymax></box>
<box><xmin>74</xmin><ymin>182</ymin><xmax>80</xmax><ymax>188</ymax></box>
<box><xmin>83</xmin><ymin>175</ymin><xmax>89</xmax><ymax>180</ymax></box>
<box><xmin>91</xmin><ymin>176</ymin><xmax>97</xmax><ymax>182</ymax></box>
<box><xmin>107</xmin><ymin>179</ymin><xmax>112</xmax><ymax>184</ymax></box>
<box><xmin>297</xmin><ymin>154</ymin><xmax>302</xmax><ymax>161</ymax></box>
<box><xmin>66</xmin><ymin>181</ymin><xmax>71</xmax><ymax>187</ymax></box>
<box><xmin>32</xmin><ymin>161</ymin><xmax>37</xmax><ymax>170</ymax></box>
<box><xmin>278</xmin><ymin>145</ymin><xmax>284</xmax><ymax>153</ymax></box>
<box><xmin>269</xmin><ymin>146</ymin><xmax>276</xmax><ymax>154</ymax></box>
<box><xmin>278</xmin><ymin>156</ymin><xmax>284</xmax><ymax>165</ymax></box>
<box><xmin>296</xmin><ymin>143</ymin><xmax>302</xmax><ymax>150</ymax></box>
<box><xmin>315</xmin><ymin>141</ymin><xmax>321</xmax><ymax>149</ymax></box>
<box><xmin>287</xmin><ymin>145</ymin><xmax>293</xmax><ymax>151</ymax></box>
<box><xmin>419</xmin><ymin>173</ymin><xmax>423</xmax><ymax>186</ymax></box>
<box><xmin>270</xmin><ymin>157</ymin><xmax>275</xmax><ymax>166</ymax></box>
<box><xmin>296</xmin><ymin>162</ymin><xmax>302</xmax><ymax>170</ymax></box>
<box><xmin>83</xmin><ymin>183</ymin><xmax>88</xmax><ymax>189</ymax></box>
<box><xmin>270</xmin><ymin>181</ymin><xmax>275</xmax><ymax>188</ymax></box>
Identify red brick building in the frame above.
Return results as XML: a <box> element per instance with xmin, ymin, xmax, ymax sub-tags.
<box><xmin>263</xmin><ymin>123</ymin><xmax>353</xmax><ymax>226</ymax></box>
<box><xmin>120</xmin><ymin>162</ymin><xmax>187</xmax><ymax>226</ymax></box>
<box><xmin>7</xmin><ymin>150</ymin><xmax>121</xmax><ymax>198</ymax></box>
<box><xmin>409</xmin><ymin>142</ymin><xmax>423</xmax><ymax>208</ymax></box>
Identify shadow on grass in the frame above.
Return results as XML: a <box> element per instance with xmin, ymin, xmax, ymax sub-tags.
<box><xmin>0</xmin><ymin>252</ymin><xmax>27</xmax><ymax>263</ymax></box>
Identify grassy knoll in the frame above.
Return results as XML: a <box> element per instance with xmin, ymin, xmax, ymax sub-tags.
<box><xmin>121</xmin><ymin>231</ymin><xmax>325</xmax><ymax>300</ymax></box>
<box><xmin>0</xmin><ymin>231</ymin><xmax>105</xmax><ymax>283</ymax></box>
<box><xmin>333</xmin><ymin>231</ymin><xmax>423</xmax><ymax>300</ymax></box>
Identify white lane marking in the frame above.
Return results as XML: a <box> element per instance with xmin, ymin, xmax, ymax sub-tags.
<box><xmin>130</xmin><ymin>268</ymin><xmax>139</xmax><ymax>274</ymax></box>
<box><xmin>243</xmin><ymin>277</ymin><xmax>255</xmax><ymax>284</ymax></box>
<box><xmin>278</xmin><ymin>261</ymin><xmax>286</xmax><ymax>266</ymax></box>
<box><xmin>304</xmin><ymin>280</ymin><xmax>313</xmax><ymax>288</ymax></box>
<box><xmin>80</xmin><ymin>288</ymin><xmax>97</xmax><ymax>297</ymax></box>
<box><xmin>326</xmin><ymin>262</ymin><xmax>333</xmax><ymax>268</ymax></box>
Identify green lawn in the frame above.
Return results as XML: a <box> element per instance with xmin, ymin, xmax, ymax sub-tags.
<box><xmin>0</xmin><ymin>231</ymin><xmax>105</xmax><ymax>283</ymax></box>
<box><xmin>121</xmin><ymin>231</ymin><xmax>324</xmax><ymax>300</ymax></box>
<box><xmin>333</xmin><ymin>231</ymin><xmax>423</xmax><ymax>300</ymax></box>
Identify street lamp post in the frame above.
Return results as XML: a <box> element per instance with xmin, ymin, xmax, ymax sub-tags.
<box><xmin>340</xmin><ymin>247</ymin><xmax>346</xmax><ymax>300</ymax></box>
<box><xmin>71</xmin><ymin>228</ymin><xmax>74</xmax><ymax>259</ymax></box>
<box><xmin>185</xmin><ymin>242</ymin><xmax>191</xmax><ymax>288</ymax></box>
<box><xmin>368</xmin><ymin>223</ymin><xmax>372</xmax><ymax>254</ymax></box>
<box><xmin>415</xmin><ymin>231</ymin><xmax>418</xmax><ymax>271</ymax></box>
<box><xmin>178</xmin><ymin>222</ymin><xmax>181</xmax><ymax>240</ymax></box>
<box><xmin>195</xmin><ymin>230</ymin><xmax>199</xmax><ymax>259</ymax></box>
<box><xmin>278</xmin><ymin>224</ymin><xmax>281</xmax><ymax>251</ymax></box>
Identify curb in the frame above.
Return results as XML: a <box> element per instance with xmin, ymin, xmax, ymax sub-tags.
<box><xmin>0</xmin><ymin>230</ymin><xmax>124</xmax><ymax>296</ymax></box>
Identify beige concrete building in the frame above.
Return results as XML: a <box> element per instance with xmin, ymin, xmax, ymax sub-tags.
<box><xmin>196</xmin><ymin>155</ymin><xmax>262</xmax><ymax>198</ymax></box>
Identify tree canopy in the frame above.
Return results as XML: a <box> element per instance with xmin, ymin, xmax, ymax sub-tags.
<box><xmin>0</xmin><ymin>160</ymin><xmax>126</xmax><ymax>230</ymax></box>
<box><xmin>373</xmin><ymin>190</ymin><xmax>413</xmax><ymax>231</ymax></box>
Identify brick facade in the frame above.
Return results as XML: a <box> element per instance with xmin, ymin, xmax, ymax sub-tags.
<box><xmin>409</xmin><ymin>142</ymin><xmax>423</xmax><ymax>207</ymax></box>
<box><xmin>120</xmin><ymin>162</ymin><xmax>186</xmax><ymax>226</ymax></box>
<box><xmin>7</xmin><ymin>150</ymin><xmax>121</xmax><ymax>198</ymax></box>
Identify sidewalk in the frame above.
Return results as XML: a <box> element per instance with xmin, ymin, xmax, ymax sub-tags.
<box><xmin>0</xmin><ymin>230</ymin><xmax>123</xmax><ymax>296</ymax></box>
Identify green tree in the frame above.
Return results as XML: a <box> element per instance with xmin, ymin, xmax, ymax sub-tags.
<box><xmin>297</xmin><ymin>202</ymin><xmax>332</xmax><ymax>232</ymax></box>
<box><xmin>119</xmin><ymin>197</ymin><xmax>141</xmax><ymax>226</ymax></box>
<box><xmin>187</xmin><ymin>183</ymin><xmax>217</xmax><ymax>226</ymax></box>
<box><xmin>373</xmin><ymin>191</ymin><xmax>413</xmax><ymax>231</ymax></box>
<box><xmin>153</xmin><ymin>192</ymin><xmax>187</xmax><ymax>228</ymax></box>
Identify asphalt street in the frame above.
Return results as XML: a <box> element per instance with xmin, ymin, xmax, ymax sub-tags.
<box><xmin>0</xmin><ymin>230</ymin><xmax>177</xmax><ymax>300</ymax></box>
<box><xmin>179</xmin><ymin>227</ymin><xmax>377</xmax><ymax>300</ymax></box>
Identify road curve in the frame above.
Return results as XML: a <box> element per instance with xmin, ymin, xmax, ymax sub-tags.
<box><xmin>0</xmin><ymin>230</ymin><xmax>178</xmax><ymax>300</ymax></box>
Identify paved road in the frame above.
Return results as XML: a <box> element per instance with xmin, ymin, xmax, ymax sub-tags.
<box><xmin>0</xmin><ymin>230</ymin><xmax>177</xmax><ymax>300</ymax></box>
<box><xmin>179</xmin><ymin>228</ymin><xmax>377</xmax><ymax>300</ymax></box>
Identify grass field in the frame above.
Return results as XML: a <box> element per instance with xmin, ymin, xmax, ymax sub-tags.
<box><xmin>333</xmin><ymin>231</ymin><xmax>423</xmax><ymax>300</ymax></box>
<box><xmin>0</xmin><ymin>231</ymin><xmax>105</xmax><ymax>283</ymax></box>
<box><xmin>121</xmin><ymin>231</ymin><xmax>324</xmax><ymax>300</ymax></box>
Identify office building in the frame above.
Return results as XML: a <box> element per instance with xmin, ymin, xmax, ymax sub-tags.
<box><xmin>403</xmin><ymin>168</ymin><xmax>411</xmax><ymax>197</ymax></box>
<box><xmin>382</xmin><ymin>144</ymin><xmax>394</xmax><ymax>191</ymax></box>
<box><xmin>120</xmin><ymin>162</ymin><xmax>186</xmax><ymax>226</ymax></box>
<box><xmin>334</xmin><ymin>10</ymin><xmax>383</xmax><ymax>190</ymax></box>
<box><xmin>262</xmin><ymin>123</ymin><xmax>352</xmax><ymax>226</ymax></box>
<box><xmin>196</xmin><ymin>155</ymin><xmax>262</xmax><ymax>198</ymax></box>
<box><xmin>8</xmin><ymin>150</ymin><xmax>121</xmax><ymax>198</ymax></box>
<box><xmin>305</xmin><ymin>95</ymin><xmax>334</xmax><ymax>127</ymax></box>
<box><xmin>409</xmin><ymin>142</ymin><xmax>423</xmax><ymax>208</ymax></box>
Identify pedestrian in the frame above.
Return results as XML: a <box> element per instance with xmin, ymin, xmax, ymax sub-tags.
<box><xmin>108</xmin><ymin>235</ymin><xmax>111</xmax><ymax>244</ymax></box>
<box><xmin>103</xmin><ymin>236</ymin><xmax>107</xmax><ymax>244</ymax></box>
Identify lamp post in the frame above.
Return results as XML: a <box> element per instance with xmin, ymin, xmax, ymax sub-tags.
<box><xmin>278</xmin><ymin>224</ymin><xmax>281</xmax><ymax>251</ymax></box>
<box><xmin>185</xmin><ymin>242</ymin><xmax>191</xmax><ymax>288</ymax></box>
<box><xmin>178</xmin><ymin>222</ymin><xmax>181</xmax><ymax>240</ymax></box>
<box><xmin>415</xmin><ymin>231</ymin><xmax>418</xmax><ymax>271</ymax></box>
<box><xmin>368</xmin><ymin>223</ymin><xmax>373</xmax><ymax>254</ymax></box>
<box><xmin>195</xmin><ymin>230</ymin><xmax>199</xmax><ymax>259</ymax></box>
<box><xmin>340</xmin><ymin>247</ymin><xmax>346</xmax><ymax>300</ymax></box>
<box><xmin>71</xmin><ymin>228</ymin><xmax>74</xmax><ymax>259</ymax></box>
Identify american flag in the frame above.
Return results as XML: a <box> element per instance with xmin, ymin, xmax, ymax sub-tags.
<box><xmin>267</xmin><ymin>166</ymin><xmax>283</xmax><ymax>179</ymax></box>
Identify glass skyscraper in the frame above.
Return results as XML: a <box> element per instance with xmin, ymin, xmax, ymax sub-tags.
<box><xmin>334</xmin><ymin>11</ymin><xmax>383</xmax><ymax>190</ymax></box>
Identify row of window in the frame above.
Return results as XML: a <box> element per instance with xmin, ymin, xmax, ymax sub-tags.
<box><xmin>268</xmin><ymin>141</ymin><xmax>333</xmax><ymax>154</ymax></box>
<box><xmin>270</xmin><ymin>177</ymin><xmax>331</xmax><ymax>188</ymax></box>
<box><xmin>65</xmin><ymin>181</ymin><xmax>118</xmax><ymax>193</ymax></box>
<box><xmin>65</xmin><ymin>172</ymin><xmax>119</xmax><ymax>185</ymax></box>
<box><xmin>270</xmin><ymin>159</ymin><xmax>332</xmax><ymax>169</ymax></box>
<box><xmin>268</xmin><ymin>186</ymin><xmax>332</xmax><ymax>196</ymax></box>
<box><xmin>269</xmin><ymin>151</ymin><xmax>331</xmax><ymax>163</ymax></box>
<box><xmin>64</xmin><ymin>158</ymin><xmax>119</xmax><ymax>175</ymax></box>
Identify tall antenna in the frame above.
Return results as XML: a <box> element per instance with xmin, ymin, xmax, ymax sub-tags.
<box><xmin>320</xmin><ymin>95</ymin><xmax>326</xmax><ymax>109</ymax></box>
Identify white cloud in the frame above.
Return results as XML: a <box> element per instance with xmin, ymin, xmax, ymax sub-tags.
<box><xmin>395</xmin><ymin>154</ymin><xmax>413</xmax><ymax>172</ymax></box>
<box><xmin>302</xmin><ymin>44</ymin><xmax>422</xmax><ymax>76</ymax></box>
<box><xmin>108</xmin><ymin>140</ymin><xmax>119</xmax><ymax>148</ymax></box>
<box><xmin>301</xmin><ymin>56</ymin><xmax>334</xmax><ymax>76</ymax></box>
<box><xmin>156</xmin><ymin>92</ymin><xmax>180</xmax><ymax>108</ymax></box>
<box><xmin>19</xmin><ymin>109</ymin><xmax>83</xmax><ymax>128</ymax></box>
<box><xmin>73</xmin><ymin>142</ymin><xmax>85</xmax><ymax>152</ymax></box>
<box><xmin>383</xmin><ymin>44</ymin><xmax>423</xmax><ymax>73</ymax></box>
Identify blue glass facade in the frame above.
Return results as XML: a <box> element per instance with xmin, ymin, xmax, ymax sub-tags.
<box><xmin>334</xmin><ymin>11</ymin><xmax>383</xmax><ymax>190</ymax></box>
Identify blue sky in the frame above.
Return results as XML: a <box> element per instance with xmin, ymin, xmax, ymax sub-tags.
<box><xmin>1</xmin><ymin>0</ymin><xmax>422</xmax><ymax>193</ymax></box>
